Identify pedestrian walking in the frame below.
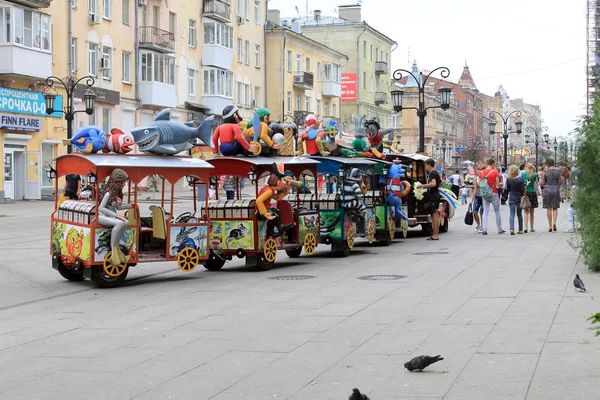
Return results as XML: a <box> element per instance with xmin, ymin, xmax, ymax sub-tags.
<box><xmin>223</xmin><ymin>175</ymin><xmax>236</xmax><ymax>200</ymax></box>
<box><xmin>521</xmin><ymin>163</ymin><xmax>539</xmax><ymax>233</ymax></box>
<box><xmin>63</xmin><ymin>174</ymin><xmax>81</xmax><ymax>200</ymax></box>
<box><xmin>506</xmin><ymin>165</ymin><xmax>525</xmax><ymax>235</ymax></box>
<box><xmin>470</xmin><ymin>163</ymin><xmax>486</xmax><ymax>232</ymax></box>
<box><xmin>460</xmin><ymin>185</ymin><xmax>468</xmax><ymax>205</ymax></box>
<box><xmin>541</xmin><ymin>158</ymin><xmax>563</xmax><ymax>232</ymax></box>
<box><xmin>423</xmin><ymin>158</ymin><xmax>442</xmax><ymax>241</ymax></box>
<box><xmin>474</xmin><ymin>158</ymin><xmax>504</xmax><ymax>235</ymax></box>
<box><xmin>500</xmin><ymin>167</ymin><xmax>509</xmax><ymax>205</ymax></box>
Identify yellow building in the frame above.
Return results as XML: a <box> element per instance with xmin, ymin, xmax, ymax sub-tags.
<box><xmin>265</xmin><ymin>10</ymin><xmax>347</xmax><ymax>126</ymax></box>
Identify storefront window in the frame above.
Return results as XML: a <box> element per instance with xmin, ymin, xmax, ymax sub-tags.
<box><xmin>41</xmin><ymin>143</ymin><xmax>53</xmax><ymax>187</ymax></box>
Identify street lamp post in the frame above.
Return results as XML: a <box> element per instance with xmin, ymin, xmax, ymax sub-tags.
<box><xmin>391</xmin><ymin>67</ymin><xmax>452</xmax><ymax>154</ymax></box>
<box><xmin>488</xmin><ymin>110</ymin><xmax>523</xmax><ymax>169</ymax></box>
<box><xmin>44</xmin><ymin>76</ymin><xmax>97</xmax><ymax>154</ymax></box>
<box><xmin>524</xmin><ymin>125</ymin><xmax>549</xmax><ymax>171</ymax></box>
<box><xmin>441</xmin><ymin>137</ymin><xmax>447</xmax><ymax>169</ymax></box>
<box><xmin>553</xmin><ymin>138</ymin><xmax>558</xmax><ymax>162</ymax></box>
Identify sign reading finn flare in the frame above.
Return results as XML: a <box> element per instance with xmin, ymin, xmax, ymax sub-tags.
<box><xmin>0</xmin><ymin>113</ymin><xmax>44</xmax><ymax>132</ymax></box>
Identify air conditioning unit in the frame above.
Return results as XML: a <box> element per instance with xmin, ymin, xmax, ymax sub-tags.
<box><xmin>294</xmin><ymin>75</ymin><xmax>303</xmax><ymax>84</ymax></box>
<box><xmin>237</xmin><ymin>16</ymin><xmax>245</xmax><ymax>25</ymax></box>
<box><xmin>88</xmin><ymin>13</ymin><xmax>100</xmax><ymax>24</ymax></box>
<box><xmin>138</xmin><ymin>0</ymin><xmax>147</xmax><ymax>6</ymax></box>
<box><xmin>251</xmin><ymin>100</ymin><xmax>257</xmax><ymax>106</ymax></box>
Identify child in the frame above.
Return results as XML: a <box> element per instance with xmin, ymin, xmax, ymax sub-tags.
<box><xmin>565</xmin><ymin>202</ymin><xmax>576</xmax><ymax>233</ymax></box>
<box><xmin>460</xmin><ymin>185</ymin><xmax>468</xmax><ymax>205</ymax></box>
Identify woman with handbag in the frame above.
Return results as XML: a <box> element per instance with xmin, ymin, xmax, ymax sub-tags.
<box><xmin>506</xmin><ymin>165</ymin><xmax>525</xmax><ymax>235</ymax></box>
<box><xmin>521</xmin><ymin>163</ymin><xmax>539</xmax><ymax>233</ymax></box>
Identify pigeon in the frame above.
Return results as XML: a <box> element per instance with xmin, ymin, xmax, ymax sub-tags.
<box><xmin>574</xmin><ymin>274</ymin><xmax>586</xmax><ymax>292</ymax></box>
<box><xmin>404</xmin><ymin>355</ymin><xmax>444</xmax><ymax>372</ymax></box>
<box><xmin>349</xmin><ymin>388</ymin><xmax>370</xmax><ymax>400</ymax></box>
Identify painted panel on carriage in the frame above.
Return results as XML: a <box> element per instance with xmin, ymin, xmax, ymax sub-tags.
<box><xmin>169</xmin><ymin>225</ymin><xmax>208</xmax><ymax>257</ymax></box>
<box><xmin>298</xmin><ymin>213</ymin><xmax>319</xmax><ymax>243</ymax></box>
<box><xmin>319</xmin><ymin>210</ymin><xmax>343</xmax><ymax>240</ymax></box>
<box><xmin>93</xmin><ymin>228</ymin><xmax>137</xmax><ymax>262</ymax></box>
<box><xmin>209</xmin><ymin>220</ymin><xmax>254</xmax><ymax>250</ymax></box>
<box><xmin>52</xmin><ymin>222</ymin><xmax>91</xmax><ymax>261</ymax></box>
<box><xmin>375</xmin><ymin>205</ymin><xmax>393</xmax><ymax>230</ymax></box>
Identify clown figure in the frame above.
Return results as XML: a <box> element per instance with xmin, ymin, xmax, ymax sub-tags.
<box><xmin>297</xmin><ymin>114</ymin><xmax>328</xmax><ymax>156</ymax></box>
<box><xmin>384</xmin><ymin>159</ymin><xmax>410</xmax><ymax>222</ymax></box>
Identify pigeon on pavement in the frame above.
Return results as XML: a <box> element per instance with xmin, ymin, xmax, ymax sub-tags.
<box><xmin>349</xmin><ymin>388</ymin><xmax>370</xmax><ymax>400</ymax></box>
<box><xmin>574</xmin><ymin>274</ymin><xmax>586</xmax><ymax>292</ymax></box>
<box><xmin>404</xmin><ymin>355</ymin><xmax>444</xmax><ymax>372</ymax></box>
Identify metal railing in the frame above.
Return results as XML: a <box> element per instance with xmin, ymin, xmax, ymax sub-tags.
<box><xmin>203</xmin><ymin>0</ymin><xmax>231</xmax><ymax>21</ymax></box>
<box><xmin>139</xmin><ymin>26</ymin><xmax>175</xmax><ymax>52</ymax></box>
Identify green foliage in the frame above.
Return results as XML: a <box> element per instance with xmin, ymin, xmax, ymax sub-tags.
<box><xmin>588</xmin><ymin>313</ymin><xmax>600</xmax><ymax>336</ymax></box>
<box><xmin>573</xmin><ymin>100</ymin><xmax>600</xmax><ymax>272</ymax></box>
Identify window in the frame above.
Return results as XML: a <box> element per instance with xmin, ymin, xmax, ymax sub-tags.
<box><xmin>296</xmin><ymin>54</ymin><xmax>301</xmax><ymax>72</ymax></box>
<box><xmin>188</xmin><ymin>19</ymin><xmax>196</xmax><ymax>47</ymax></box>
<box><xmin>188</xmin><ymin>68</ymin><xmax>196</xmax><ymax>96</ymax></box>
<box><xmin>305</xmin><ymin>57</ymin><xmax>310</xmax><ymax>73</ymax></box>
<box><xmin>204</xmin><ymin>22</ymin><xmax>234</xmax><ymax>48</ymax></box>
<box><xmin>305</xmin><ymin>96</ymin><xmax>310</xmax><ymax>111</ymax></box>
<box><xmin>317</xmin><ymin>62</ymin><xmax>321</xmax><ymax>81</ymax></box>
<box><xmin>237</xmin><ymin>38</ymin><xmax>242</xmax><ymax>62</ymax></box>
<box><xmin>370</xmin><ymin>76</ymin><xmax>373</xmax><ymax>92</ymax></box>
<box><xmin>391</xmin><ymin>114</ymin><xmax>398</xmax><ymax>128</ymax></box>
<box><xmin>254</xmin><ymin>87</ymin><xmax>260</xmax><ymax>107</ymax></box>
<box><xmin>71</xmin><ymin>0</ymin><xmax>77</xmax><ymax>9</ymax></box>
<box><xmin>376</xmin><ymin>78</ymin><xmax>379</xmax><ymax>91</ymax></box>
<box><xmin>7</xmin><ymin>7</ymin><xmax>51</xmax><ymax>50</ymax></box>
<box><xmin>102</xmin><ymin>0</ymin><xmax>111</xmax><ymax>19</ymax></box>
<box><xmin>254</xmin><ymin>0</ymin><xmax>260</xmax><ymax>24</ymax></box>
<box><xmin>88</xmin><ymin>43</ymin><xmax>97</xmax><ymax>76</ymax></box>
<box><xmin>0</xmin><ymin>7</ymin><xmax>11</xmax><ymax>43</ymax></box>
<box><xmin>244</xmin><ymin>0</ymin><xmax>249</xmax><ymax>19</ymax></box>
<box><xmin>101</xmin><ymin>46</ymin><xmax>111</xmax><ymax>80</ymax></box>
<box><xmin>244</xmin><ymin>40</ymin><xmax>249</xmax><ymax>64</ymax></box>
<box><xmin>88</xmin><ymin>108</ymin><xmax>96</xmax><ymax>125</ymax></box>
<box><xmin>363</xmin><ymin>40</ymin><xmax>366</xmax><ymax>58</ymax></box>
<box><xmin>122</xmin><ymin>0</ymin><xmax>129</xmax><ymax>25</ymax></box>
<box><xmin>168</xmin><ymin>12</ymin><xmax>176</xmax><ymax>36</ymax></box>
<box><xmin>287</xmin><ymin>92</ymin><xmax>291</xmax><ymax>112</ymax></box>
<box><xmin>70</xmin><ymin>38</ymin><xmax>77</xmax><ymax>73</ymax></box>
<box><xmin>362</xmin><ymin>72</ymin><xmax>366</xmax><ymax>89</ymax></box>
<box><xmin>153</xmin><ymin>6</ymin><xmax>159</xmax><ymax>28</ymax></box>
<box><xmin>237</xmin><ymin>0</ymin><xmax>242</xmax><ymax>17</ymax></box>
<box><xmin>140</xmin><ymin>52</ymin><xmax>175</xmax><ymax>85</ymax></box>
<box><xmin>122</xmin><ymin>52</ymin><xmax>131</xmax><ymax>83</ymax></box>
<box><xmin>316</xmin><ymin>99</ymin><xmax>321</xmax><ymax>116</ymax></box>
<box><xmin>287</xmin><ymin>50</ymin><xmax>292</xmax><ymax>72</ymax></box>
<box><xmin>323</xmin><ymin>63</ymin><xmax>340</xmax><ymax>82</ymax></box>
<box><xmin>255</xmin><ymin>44</ymin><xmax>260</xmax><ymax>68</ymax></box>
<box><xmin>370</xmin><ymin>44</ymin><xmax>373</xmax><ymax>61</ymax></box>
<box><xmin>376</xmin><ymin>48</ymin><xmax>379</xmax><ymax>61</ymax></box>
<box><xmin>386</xmin><ymin>52</ymin><xmax>389</xmax><ymax>65</ymax></box>
<box><xmin>89</xmin><ymin>0</ymin><xmax>97</xmax><ymax>15</ymax></box>
<box><xmin>203</xmin><ymin>68</ymin><xmax>234</xmax><ymax>97</ymax></box>
<box><xmin>295</xmin><ymin>94</ymin><xmax>301</xmax><ymax>111</ymax></box>
<box><xmin>102</xmin><ymin>108</ymin><xmax>111</xmax><ymax>134</ymax></box>
<box><xmin>332</xmin><ymin>103</ymin><xmax>336</xmax><ymax>117</ymax></box>
<box><xmin>324</xmin><ymin>102</ymin><xmax>329</xmax><ymax>116</ymax></box>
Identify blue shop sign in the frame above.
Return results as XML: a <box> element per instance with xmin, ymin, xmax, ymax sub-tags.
<box><xmin>0</xmin><ymin>87</ymin><xmax>63</xmax><ymax>118</ymax></box>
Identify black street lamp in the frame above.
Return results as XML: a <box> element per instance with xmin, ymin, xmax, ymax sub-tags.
<box><xmin>441</xmin><ymin>137</ymin><xmax>447</xmax><ymax>168</ymax></box>
<box><xmin>553</xmin><ymin>138</ymin><xmax>558</xmax><ymax>162</ymax></box>
<box><xmin>44</xmin><ymin>76</ymin><xmax>97</xmax><ymax>154</ymax></box>
<box><xmin>524</xmin><ymin>125</ymin><xmax>549</xmax><ymax>171</ymax></box>
<box><xmin>391</xmin><ymin>67</ymin><xmax>452</xmax><ymax>153</ymax></box>
<box><xmin>488</xmin><ymin>110</ymin><xmax>523</xmax><ymax>169</ymax></box>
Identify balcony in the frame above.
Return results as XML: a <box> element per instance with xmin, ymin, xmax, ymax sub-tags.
<box><xmin>139</xmin><ymin>81</ymin><xmax>176</xmax><ymax>108</ymax></box>
<box><xmin>375</xmin><ymin>61</ymin><xmax>388</xmax><ymax>74</ymax></box>
<box><xmin>322</xmin><ymin>80</ymin><xmax>341</xmax><ymax>97</ymax></box>
<box><xmin>202</xmin><ymin>44</ymin><xmax>234</xmax><ymax>70</ymax></box>
<box><xmin>139</xmin><ymin>26</ymin><xmax>175</xmax><ymax>53</ymax></box>
<box><xmin>293</xmin><ymin>72</ymin><xmax>314</xmax><ymax>90</ymax></box>
<box><xmin>203</xmin><ymin>0</ymin><xmax>231</xmax><ymax>23</ymax></box>
<box><xmin>10</xmin><ymin>0</ymin><xmax>51</xmax><ymax>8</ymax></box>
<box><xmin>0</xmin><ymin>45</ymin><xmax>52</xmax><ymax>79</ymax></box>
<box><xmin>202</xmin><ymin>95</ymin><xmax>232</xmax><ymax>115</ymax></box>
<box><xmin>375</xmin><ymin>91</ymin><xmax>388</xmax><ymax>105</ymax></box>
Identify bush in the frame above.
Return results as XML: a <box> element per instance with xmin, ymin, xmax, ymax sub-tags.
<box><xmin>574</xmin><ymin>101</ymin><xmax>600</xmax><ymax>272</ymax></box>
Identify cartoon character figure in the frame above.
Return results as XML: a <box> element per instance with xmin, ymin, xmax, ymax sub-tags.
<box><xmin>225</xmin><ymin>223</ymin><xmax>248</xmax><ymax>247</ymax></box>
<box><xmin>212</xmin><ymin>105</ymin><xmax>259</xmax><ymax>156</ymax></box>
<box><xmin>172</xmin><ymin>226</ymin><xmax>198</xmax><ymax>254</ymax></box>
<box><xmin>98</xmin><ymin>169</ymin><xmax>133</xmax><ymax>266</ymax></box>
<box><xmin>343</xmin><ymin>168</ymin><xmax>368</xmax><ymax>222</ymax></box>
<box><xmin>351</xmin><ymin>116</ymin><xmax>385</xmax><ymax>159</ymax></box>
<box><xmin>364</xmin><ymin>117</ymin><xmax>395</xmax><ymax>154</ymax></box>
<box><xmin>63</xmin><ymin>126</ymin><xmax>107</xmax><ymax>153</ymax></box>
<box><xmin>65</xmin><ymin>228</ymin><xmax>85</xmax><ymax>258</ymax></box>
<box><xmin>131</xmin><ymin>108</ymin><xmax>214</xmax><ymax>155</ymax></box>
<box><xmin>242</xmin><ymin>108</ymin><xmax>280</xmax><ymax>155</ymax></box>
<box><xmin>303</xmin><ymin>216</ymin><xmax>316</xmax><ymax>228</ymax></box>
<box><xmin>255</xmin><ymin>163</ymin><xmax>294</xmax><ymax>238</ymax></box>
<box><xmin>383</xmin><ymin>159</ymin><xmax>410</xmax><ymax>222</ymax></box>
<box><xmin>52</xmin><ymin>222</ymin><xmax>66</xmax><ymax>254</ymax></box>
<box><xmin>102</xmin><ymin>128</ymin><xmax>135</xmax><ymax>154</ymax></box>
<box><xmin>323</xmin><ymin>120</ymin><xmax>361</xmax><ymax>157</ymax></box>
<box><xmin>297</xmin><ymin>114</ymin><xmax>329</xmax><ymax>156</ymax></box>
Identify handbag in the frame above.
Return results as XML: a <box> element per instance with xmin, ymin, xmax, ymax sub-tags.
<box><xmin>520</xmin><ymin>194</ymin><xmax>531</xmax><ymax>209</ymax></box>
<box><xmin>464</xmin><ymin>204</ymin><xmax>474</xmax><ymax>226</ymax></box>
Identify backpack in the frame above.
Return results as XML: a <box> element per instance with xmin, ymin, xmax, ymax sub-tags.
<box><xmin>479</xmin><ymin>170</ymin><xmax>494</xmax><ymax>198</ymax></box>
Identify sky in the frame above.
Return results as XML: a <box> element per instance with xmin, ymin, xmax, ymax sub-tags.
<box><xmin>268</xmin><ymin>0</ymin><xmax>587</xmax><ymax>139</ymax></box>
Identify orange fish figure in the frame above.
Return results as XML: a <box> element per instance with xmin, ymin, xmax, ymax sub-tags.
<box><xmin>102</xmin><ymin>128</ymin><xmax>134</xmax><ymax>154</ymax></box>
<box><xmin>66</xmin><ymin>228</ymin><xmax>85</xmax><ymax>258</ymax></box>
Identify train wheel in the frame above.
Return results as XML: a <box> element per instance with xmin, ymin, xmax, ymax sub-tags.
<box><xmin>263</xmin><ymin>238</ymin><xmax>278</xmax><ymax>263</ymax></box>
<box><xmin>177</xmin><ymin>247</ymin><xmax>199</xmax><ymax>272</ymax></box>
<box><xmin>204</xmin><ymin>252</ymin><xmax>226</xmax><ymax>271</ymax></box>
<box><xmin>367</xmin><ymin>223</ymin><xmax>375</xmax><ymax>244</ymax></box>
<box><xmin>388</xmin><ymin>218</ymin><xmax>395</xmax><ymax>240</ymax></box>
<box><xmin>303</xmin><ymin>233</ymin><xmax>317</xmax><ymax>256</ymax></box>
<box><xmin>402</xmin><ymin>220</ymin><xmax>409</xmax><ymax>238</ymax></box>
<box><xmin>346</xmin><ymin>226</ymin><xmax>355</xmax><ymax>249</ymax></box>
<box><xmin>102</xmin><ymin>252</ymin><xmax>127</xmax><ymax>277</ymax></box>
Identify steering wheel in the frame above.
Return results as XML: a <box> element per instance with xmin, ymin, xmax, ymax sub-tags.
<box><xmin>175</xmin><ymin>212</ymin><xmax>198</xmax><ymax>223</ymax></box>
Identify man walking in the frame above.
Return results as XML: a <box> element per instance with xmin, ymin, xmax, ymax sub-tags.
<box><xmin>474</xmin><ymin>158</ymin><xmax>504</xmax><ymax>235</ymax></box>
<box><xmin>423</xmin><ymin>158</ymin><xmax>442</xmax><ymax>241</ymax></box>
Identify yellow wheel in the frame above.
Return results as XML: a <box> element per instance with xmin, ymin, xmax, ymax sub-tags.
<box><xmin>402</xmin><ymin>219</ymin><xmax>409</xmax><ymax>238</ymax></box>
<box><xmin>177</xmin><ymin>247</ymin><xmax>200</xmax><ymax>272</ymax></box>
<box><xmin>346</xmin><ymin>226</ymin><xmax>355</xmax><ymax>249</ymax></box>
<box><xmin>250</xmin><ymin>141</ymin><xmax>262</xmax><ymax>155</ymax></box>
<box><xmin>103</xmin><ymin>251</ymin><xmax>127</xmax><ymax>277</ymax></box>
<box><xmin>303</xmin><ymin>233</ymin><xmax>317</xmax><ymax>256</ymax></box>
<box><xmin>367</xmin><ymin>222</ymin><xmax>375</xmax><ymax>244</ymax></box>
<box><xmin>263</xmin><ymin>238</ymin><xmax>278</xmax><ymax>263</ymax></box>
<box><xmin>388</xmin><ymin>218</ymin><xmax>395</xmax><ymax>240</ymax></box>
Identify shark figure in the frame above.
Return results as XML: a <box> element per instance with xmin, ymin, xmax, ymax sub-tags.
<box><xmin>131</xmin><ymin>108</ymin><xmax>214</xmax><ymax>155</ymax></box>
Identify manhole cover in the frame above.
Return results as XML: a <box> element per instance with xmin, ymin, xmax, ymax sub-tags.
<box><xmin>357</xmin><ymin>275</ymin><xmax>407</xmax><ymax>281</ymax></box>
<box><xmin>268</xmin><ymin>275</ymin><xmax>316</xmax><ymax>280</ymax></box>
<box><xmin>413</xmin><ymin>251</ymin><xmax>449</xmax><ymax>255</ymax></box>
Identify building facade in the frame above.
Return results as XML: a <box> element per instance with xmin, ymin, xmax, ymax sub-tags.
<box><xmin>280</xmin><ymin>4</ymin><xmax>396</xmax><ymax>130</ymax></box>
<box><xmin>265</xmin><ymin>10</ymin><xmax>347</xmax><ymax>127</ymax></box>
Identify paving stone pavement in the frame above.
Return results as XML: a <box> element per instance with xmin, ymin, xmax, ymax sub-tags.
<box><xmin>1</xmin><ymin>200</ymin><xmax>599</xmax><ymax>400</ymax></box>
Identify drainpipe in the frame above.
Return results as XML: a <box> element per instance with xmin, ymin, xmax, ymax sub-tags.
<box><xmin>338</xmin><ymin>55</ymin><xmax>349</xmax><ymax>124</ymax></box>
<box><xmin>356</xmin><ymin>24</ymin><xmax>367</xmax><ymax>117</ymax></box>
<box><xmin>68</xmin><ymin>0</ymin><xmax>73</xmax><ymax>78</ymax></box>
<box><xmin>281</xmin><ymin>29</ymin><xmax>287</xmax><ymax>119</ymax></box>
<box><xmin>134</xmin><ymin>1</ymin><xmax>141</xmax><ymax>118</ymax></box>
<box><xmin>264</xmin><ymin>0</ymin><xmax>269</xmax><ymax>115</ymax></box>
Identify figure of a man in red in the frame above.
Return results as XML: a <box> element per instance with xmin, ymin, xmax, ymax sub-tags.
<box><xmin>212</xmin><ymin>105</ymin><xmax>258</xmax><ymax>155</ymax></box>
<box><xmin>297</xmin><ymin>114</ymin><xmax>328</xmax><ymax>156</ymax></box>
<box><xmin>256</xmin><ymin>163</ymin><xmax>294</xmax><ymax>237</ymax></box>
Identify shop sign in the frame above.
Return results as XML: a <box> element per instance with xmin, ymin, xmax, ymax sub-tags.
<box><xmin>0</xmin><ymin>87</ymin><xmax>62</xmax><ymax>118</ymax></box>
<box><xmin>0</xmin><ymin>113</ymin><xmax>44</xmax><ymax>132</ymax></box>
<box><xmin>341</xmin><ymin>73</ymin><xmax>357</xmax><ymax>103</ymax></box>
<box><xmin>74</xmin><ymin>86</ymin><xmax>120</xmax><ymax>105</ymax></box>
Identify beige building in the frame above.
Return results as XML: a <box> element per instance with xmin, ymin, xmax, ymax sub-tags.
<box><xmin>280</xmin><ymin>4</ymin><xmax>396</xmax><ymax>129</ymax></box>
<box><xmin>265</xmin><ymin>10</ymin><xmax>347</xmax><ymax>126</ymax></box>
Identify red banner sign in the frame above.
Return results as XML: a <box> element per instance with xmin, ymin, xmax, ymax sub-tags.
<box><xmin>341</xmin><ymin>73</ymin><xmax>357</xmax><ymax>103</ymax></box>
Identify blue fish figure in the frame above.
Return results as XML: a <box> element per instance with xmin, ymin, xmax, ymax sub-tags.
<box><xmin>131</xmin><ymin>108</ymin><xmax>214</xmax><ymax>155</ymax></box>
<box><xmin>63</xmin><ymin>126</ymin><xmax>107</xmax><ymax>153</ymax></box>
